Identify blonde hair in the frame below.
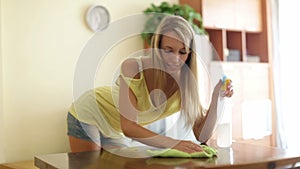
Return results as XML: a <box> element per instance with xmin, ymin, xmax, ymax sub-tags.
<box><xmin>151</xmin><ymin>15</ymin><xmax>205</xmax><ymax>127</ymax></box>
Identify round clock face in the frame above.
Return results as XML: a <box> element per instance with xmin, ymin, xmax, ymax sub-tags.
<box><xmin>86</xmin><ymin>5</ymin><xmax>110</xmax><ymax>32</ymax></box>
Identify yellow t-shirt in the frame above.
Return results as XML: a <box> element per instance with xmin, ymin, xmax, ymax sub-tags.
<box><xmin>69</xmin><ymin>58</ymin><xmax>181</xmax><ymax>138</ymax></box>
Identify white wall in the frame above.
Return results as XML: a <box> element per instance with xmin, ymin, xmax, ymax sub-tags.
<box><xmin>0</xmin><ymin>0</ymin><xmax>178</xmax><ymax>163</ymax></box>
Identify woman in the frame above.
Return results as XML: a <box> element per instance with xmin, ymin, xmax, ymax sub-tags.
<box><xmin>67</xmin><ymin>15</ymin><xmax>233</xmax><ymax>153</ymax></box>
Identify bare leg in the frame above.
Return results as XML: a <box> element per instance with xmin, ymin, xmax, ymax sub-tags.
<box><xmin>68</xmin><ymin>136</ymin><xmax>101</xmax><ymax>152</ymax></box>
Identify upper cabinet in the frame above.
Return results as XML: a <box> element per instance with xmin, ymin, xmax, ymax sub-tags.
<box><xmin>180</xmin><ymin>0</ymin><xmax>271</xmax><ymax>63</ymax></box>
<box><xmin>203</xmin><ymin>0</ymin><xmax>262</xmax><ymax>31</ymax></box>
<box><xmin>235</xmin><ymin>0</ymin><xmax>262</xmax><ymax>31</ymax></box>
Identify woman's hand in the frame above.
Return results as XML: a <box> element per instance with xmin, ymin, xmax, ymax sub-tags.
<box><xmin>214</xmin><ymin>79</ymin><xmax>234</xmax><ymax>98</ymax></box>
<box><xmin>221</xmin><ymin>78</ymin><xmax>234</xmax><ymax>98</ymax></box>
<box><xmin>172</xmin><ymin>140</ymin><xmax>203</xmax><ymax>154</ymax></box>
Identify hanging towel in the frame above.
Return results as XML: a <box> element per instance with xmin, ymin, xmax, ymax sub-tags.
<box><xmin>147</xmin><ymin>145</ymin><xmax>217</xmax><ymax>158</ymax></box>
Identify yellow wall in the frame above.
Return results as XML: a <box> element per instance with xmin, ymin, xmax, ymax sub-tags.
<box><xmin>0</xmin><ymin>0</ymin><xmax>178</xmax><ymax>163</ymax></box>
<box><xmin>0</xmin><ymin>0</ymin><xmax>4</xmax><ymax>163</ymax></box>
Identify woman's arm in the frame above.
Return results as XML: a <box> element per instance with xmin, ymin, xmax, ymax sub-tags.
<box><xmin>193</xmin><ymin>79</ymin><xmax>233</xmax><ymax>143</ymax></box>
<box><xmin>119</xmin><ymin>59</ymin><xmax>202</xmax><ymax>153</ymax></box>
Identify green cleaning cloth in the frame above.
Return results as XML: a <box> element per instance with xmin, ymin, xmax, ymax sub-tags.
<box><xmin>147</xmin><ymin>145</ymin><xmax>217</xmax><ymax>158</ymax></box>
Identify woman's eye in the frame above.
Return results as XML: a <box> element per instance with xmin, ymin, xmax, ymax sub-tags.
<box><xmin>179</xmin><ymin>51</ymin><xmax>188</xmax><ymax>55</ymax></box>
<box><xmin>163</xmin><ymin>49</ymin><xmax>172</xmax><ymax>53</ymax></box>
<box><xmin>162</xmin><ymin>49</ymin><xmax>189</xmax><ymax>55</ymax></box>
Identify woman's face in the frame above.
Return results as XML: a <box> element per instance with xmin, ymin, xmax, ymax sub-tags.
<box><xmin>160</xmin><ymin>31</ymin><xmax>190</xmax><ymax>74</ymax></box>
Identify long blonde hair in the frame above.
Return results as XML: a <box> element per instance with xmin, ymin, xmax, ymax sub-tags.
<box><xmin>151</xmin><ymin>15</ymin><xmax>205</xmax><ymax>127</ymax></box>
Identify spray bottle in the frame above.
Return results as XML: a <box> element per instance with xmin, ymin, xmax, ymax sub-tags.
<box><xmin>216</xmin><ymin>75</ymin><xmax>233</xmax><ymax>148</ymax></box>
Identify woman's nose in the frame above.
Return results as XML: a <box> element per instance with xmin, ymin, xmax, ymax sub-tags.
<box><xmin>170</xmin><ymin>53</ymin><xmax>181</xmax><ymax>62</ymax></box>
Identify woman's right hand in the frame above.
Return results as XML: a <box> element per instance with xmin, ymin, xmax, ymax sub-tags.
<box><xmin>172</xmin><ymin>140</ymin><xmax>203</xmax><ymax>154</ymax></box>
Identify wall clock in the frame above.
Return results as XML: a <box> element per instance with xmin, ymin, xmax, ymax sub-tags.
<box><xmin>85</xmin><ymin>5</ymin><xmax>110</xmax><ymax>32</ymax></box>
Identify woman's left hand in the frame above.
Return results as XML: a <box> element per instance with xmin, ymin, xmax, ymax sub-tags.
<box><xmin>220</xmin><ymin>79</ymin><xmax>234</xmax><ymax>98</ymax></box>
<box><xmin>213</xmin><ymin>79</ymin><xmax>234</xmax><ymax>98</ymax></box>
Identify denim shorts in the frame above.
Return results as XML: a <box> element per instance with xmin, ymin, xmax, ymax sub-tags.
<box><xmin>67</xmin><ymin>112</ymin><xmax>128</xmax><ymax>148</ymax></box>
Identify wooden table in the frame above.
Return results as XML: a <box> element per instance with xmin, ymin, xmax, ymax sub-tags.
<box><xmin>34</xmin><ymin>142</ymin><xmax>300</xmax><ymax>169</ymax></box>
